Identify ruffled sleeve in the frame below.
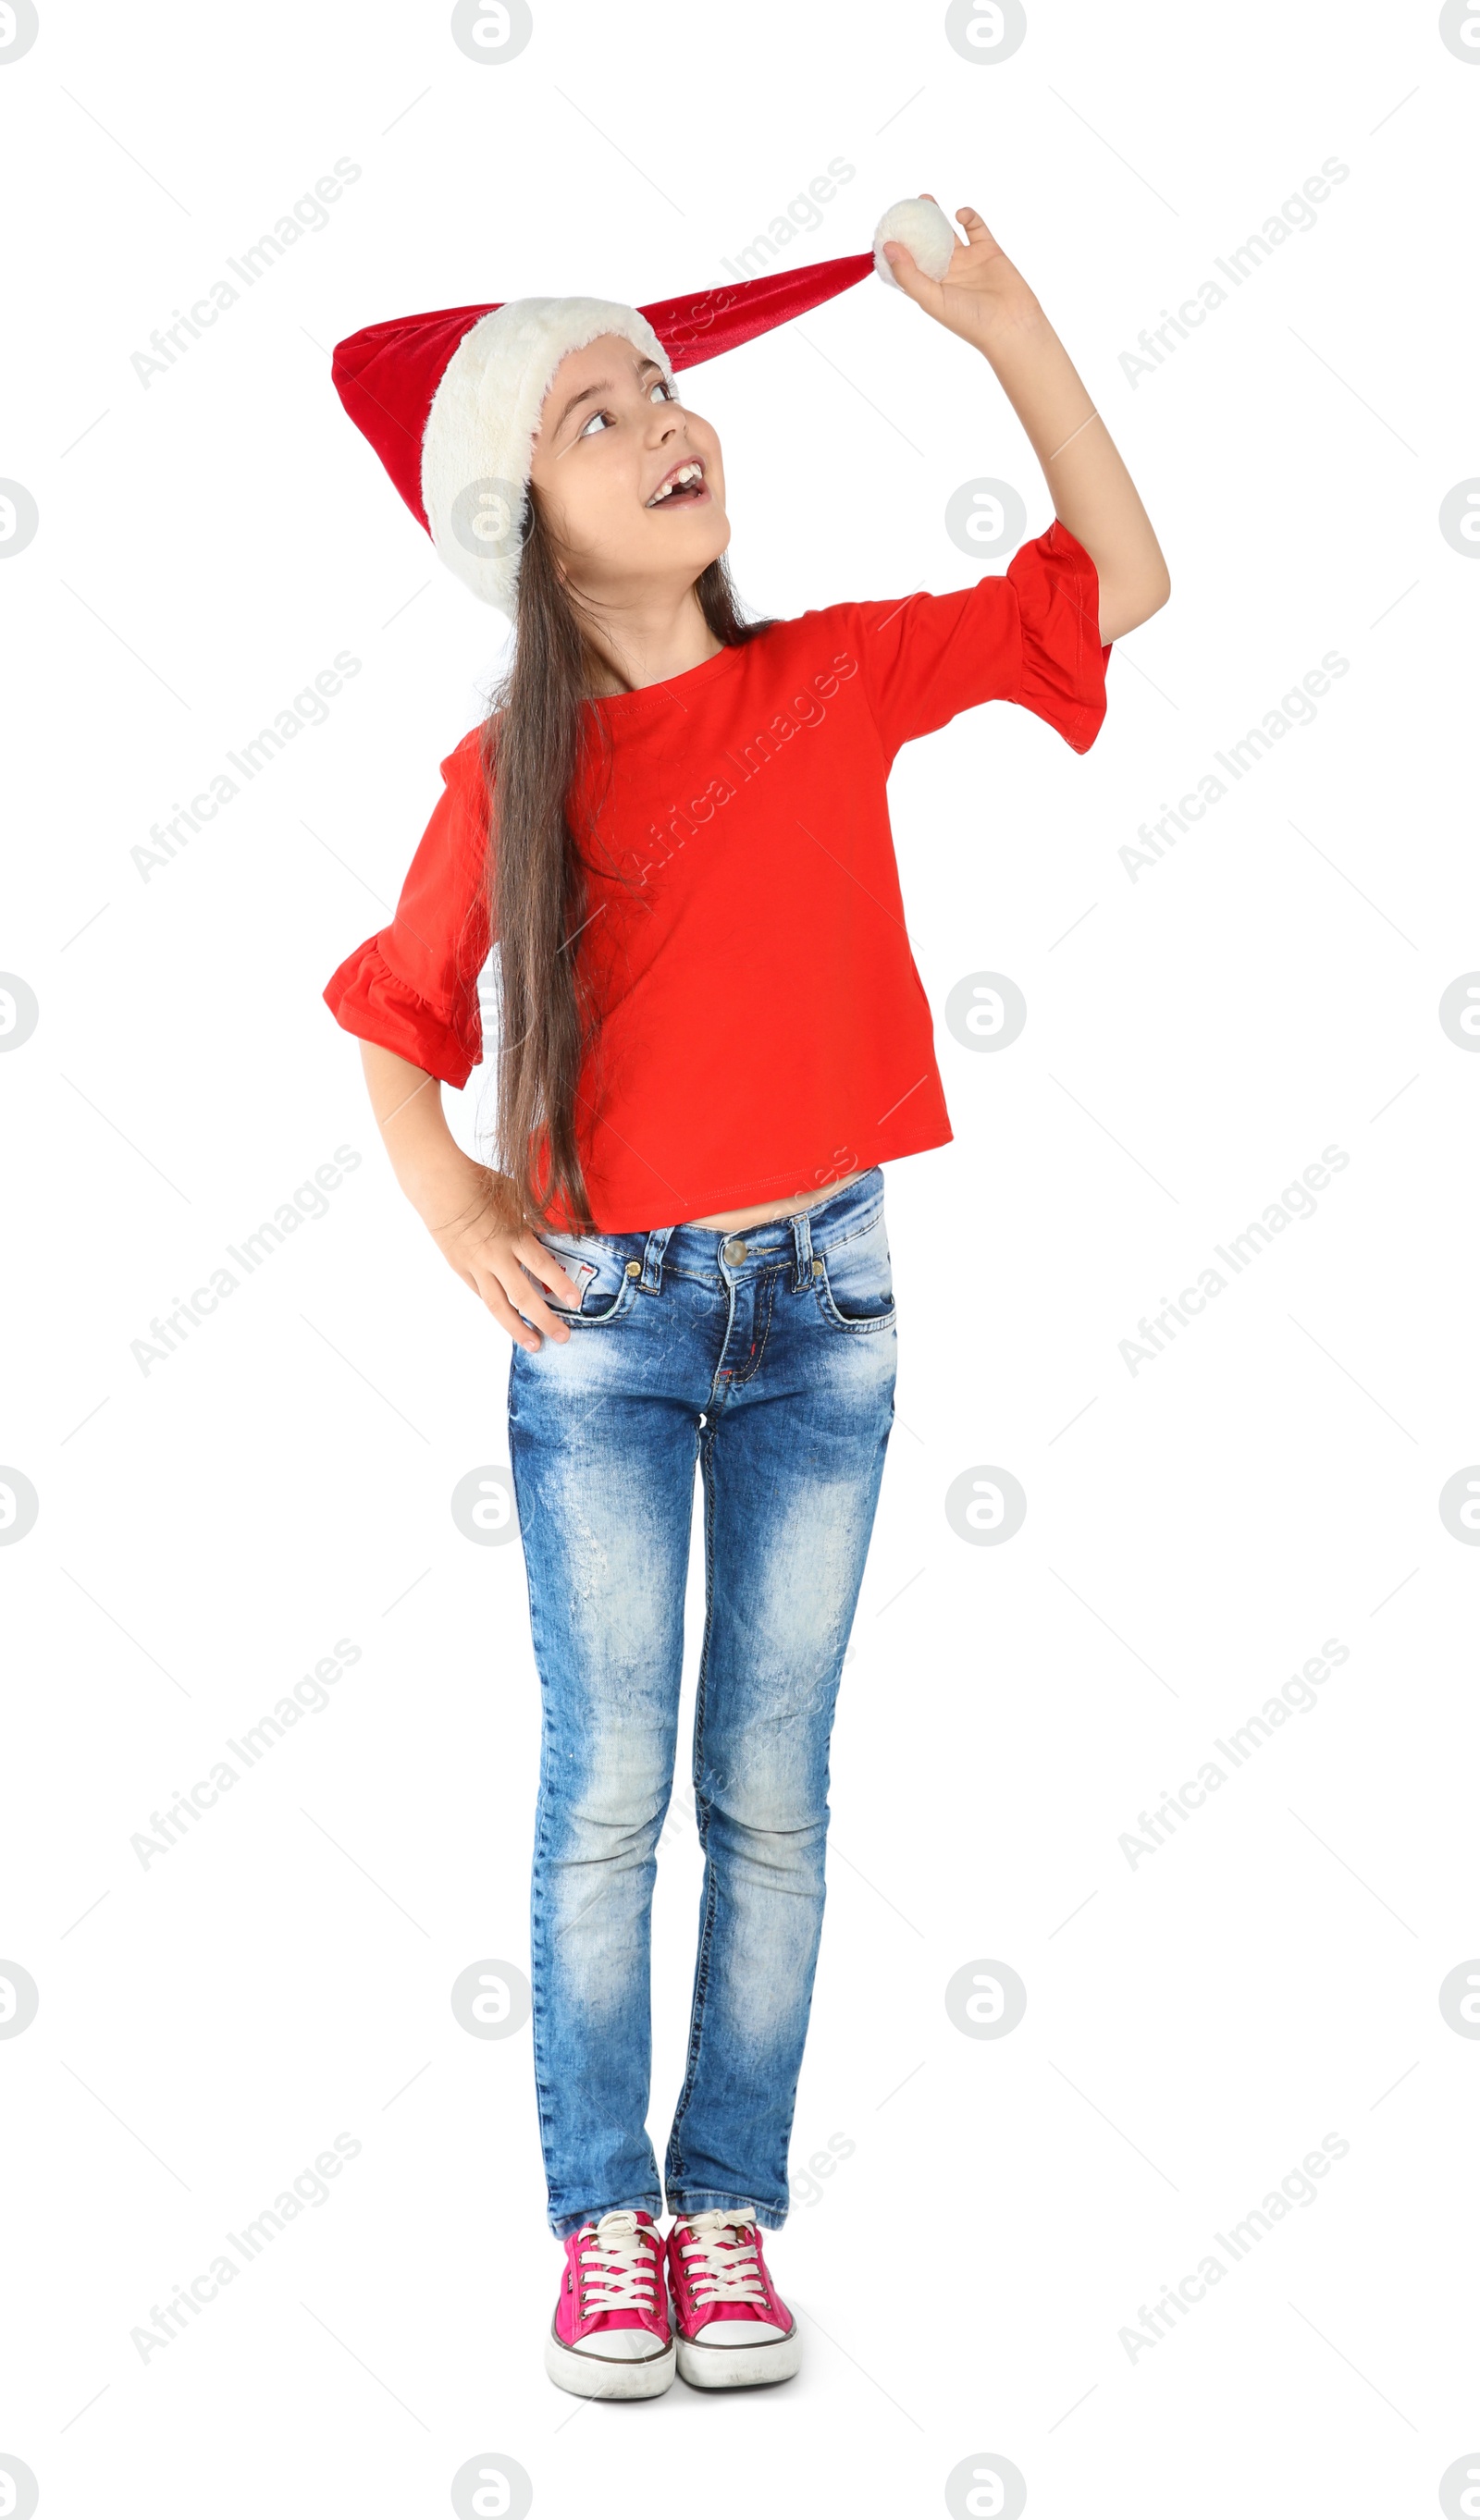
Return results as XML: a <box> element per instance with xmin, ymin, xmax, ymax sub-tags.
<box><xmin>1005</xmin><ymin>517</ymin><xmax>1110</xmax><ymax>756</ymax></box>
<box><xmin>322</xmin><ymin>728</ymin><xmax>492</xmax><ymax>1089</ymax></box>
<box><xmin>845</xmin><ymin>517</ymin><xmax>1110</xmax><ymax>764</ymax></box>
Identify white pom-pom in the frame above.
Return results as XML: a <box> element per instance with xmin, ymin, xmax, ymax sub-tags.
<box><xmin>872</xmin><ymin>196</ymin><xmax>957</xmax><ymax>288</ymax></box>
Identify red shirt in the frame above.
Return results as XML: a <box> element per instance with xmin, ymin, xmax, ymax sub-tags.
<box><xmin>324</xmin><ymin>520</ymin><xmax>1109</xmax><ymax>1229</ymax></box>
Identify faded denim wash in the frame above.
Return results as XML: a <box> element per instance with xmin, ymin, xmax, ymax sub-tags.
<box><xmin>507</xmin><ymin>1169</ymin><xmax>896</xmax><ymax>2237</ymax></box>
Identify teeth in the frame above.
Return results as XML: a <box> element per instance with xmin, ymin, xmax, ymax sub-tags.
<box><xmin>649</xmin><ymin>462</ymin><xmax>702</xmax><ymax>504</ymax></box>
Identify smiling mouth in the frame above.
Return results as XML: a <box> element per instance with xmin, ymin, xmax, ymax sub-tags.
<box><xmin>646</xmin><ymin>461</ymin><xmax>709</xmax><ymax>509</ymax></box>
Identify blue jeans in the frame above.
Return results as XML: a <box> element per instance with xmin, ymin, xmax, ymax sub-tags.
<box><xmin>507</xmin><ymin>1169</ymin><xmax>896</xmax><ymax>2237</ymax></box>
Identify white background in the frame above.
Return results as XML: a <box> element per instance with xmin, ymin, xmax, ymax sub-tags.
<box><xmin>4</xmin><ymin>2</ymin><xmax>1479</xmax><ymax>2514</ymax></box>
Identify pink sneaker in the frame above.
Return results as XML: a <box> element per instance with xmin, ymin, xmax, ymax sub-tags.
<box><xmin>666</xmin><ymin>2207</ymin><xmax>800</xmax><ymax>2389</ymax></box>
<box><xmin>545</xmin><ymin>2209</ymin><xmax>675</xmax><ymax>2399</ymax></box>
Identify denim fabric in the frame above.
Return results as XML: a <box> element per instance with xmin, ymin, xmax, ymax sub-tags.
<box><xmin>507</xmin><ymin>1168</ymin><xmax>897</xmax><ymax>2237</ymax></box>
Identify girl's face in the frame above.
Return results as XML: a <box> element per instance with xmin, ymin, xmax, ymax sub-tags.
<box><xmin>528</xmin><ymin>332</ymin><xmax>728</xmax><ymax>601</ymax></box>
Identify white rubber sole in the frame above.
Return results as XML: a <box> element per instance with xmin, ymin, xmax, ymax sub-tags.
<box><xmin>544</xmin><ymin>2325</ymin><xmax>676</xmax><ymax>2399</ymax></box>
<box><xmin>674</xmin><ymin>2323</ymin><xmax>801</xmax><ymax>2390</ymax></box>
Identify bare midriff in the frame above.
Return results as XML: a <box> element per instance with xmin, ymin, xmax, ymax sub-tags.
<box><xmin>684</xmin><ymin>1173</ymin><xmax>864</xmax><ymax>1233</ymax></box>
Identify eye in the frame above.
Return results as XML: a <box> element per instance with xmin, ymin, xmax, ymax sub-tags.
<box><xmin>650</xmin><ymin>378</ymin><xmax>676</xmax><ymax>403</ymax></box>
<box><xmin>577</xmin><ymin>407</ymin><xmax>613</xmax><ymax>437</ymax></box>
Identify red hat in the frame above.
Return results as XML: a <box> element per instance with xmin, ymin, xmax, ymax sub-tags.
<box><xmin>330</xmin><ymin>197</ymin><xmax>957</xmax><ymax>615</ymax></box>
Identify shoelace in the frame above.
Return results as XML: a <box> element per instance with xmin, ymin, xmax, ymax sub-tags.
<box><xmin>674</xmin><ymin>2207</ymin><xmax>769</xmax><ymax>2309</ymax></box>
<box><xmin>575</xmin><ymin>2210</ymin><xmax>659</xmax><ymax>2314</ymax></box>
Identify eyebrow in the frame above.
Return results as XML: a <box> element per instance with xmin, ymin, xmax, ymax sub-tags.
<box><xmin>551</xmin><ymin>355</ymin><xmax>665</xmax><ymax>439</ymax></box>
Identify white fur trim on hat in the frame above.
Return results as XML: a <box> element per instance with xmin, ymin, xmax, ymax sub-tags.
<box><xmin>421</xmin><ymin>297</ymin><xmax>674</xmax><ymax>616</ymax></box>
<box><xmin>872</xmin><ymin>197</ymin><xmax>958</xmax><ymax>288</ymax></box>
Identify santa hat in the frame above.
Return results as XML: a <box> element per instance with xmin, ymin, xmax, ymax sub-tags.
<box><xmin>331</xmin><ymin>197</ymin><xmax>956</xmax><ymax>616</ymax></box>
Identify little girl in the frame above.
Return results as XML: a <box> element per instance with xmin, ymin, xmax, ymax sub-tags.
<box><xmin>324</xmin><ymin>195</ymin><xmax>1168</xmax><ymax>2399</ymax></box>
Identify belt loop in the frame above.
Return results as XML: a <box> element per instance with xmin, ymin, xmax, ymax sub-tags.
<box><xmin>790</xmin><ymin>1208</ymin><xmax>814</xmax><ymax>1293</ymax></box>
<box><xmin>641</xmin><ymin>1224</ymin><xmax>674</xmax><ymax>1292</ymax></box>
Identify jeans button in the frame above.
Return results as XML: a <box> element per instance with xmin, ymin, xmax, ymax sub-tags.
<box><xmin>722</xmin><ymin>1236</ymin><xmax>747</xmax><ymax>1264</ymax></box>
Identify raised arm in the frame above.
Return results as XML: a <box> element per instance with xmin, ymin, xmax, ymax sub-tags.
<box><xmin>882</xmin><ymin>199</ymin><xmax>1169</xmax><ymax>645</ymax></box>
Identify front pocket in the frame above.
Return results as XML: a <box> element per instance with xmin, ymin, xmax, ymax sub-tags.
<box><xmin>539</xmin><ymin>1238</ymin><xmax>640</xmax><ymax>1328</ymax></box>
<box><xmin>812</xmin><ymin>1213</ymin><xmax>896</xmax><ymax>1334</ymax></box>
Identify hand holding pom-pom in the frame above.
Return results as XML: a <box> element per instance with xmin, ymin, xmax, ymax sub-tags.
<box><xmin>872</xmin><ymin>196</ymin><xmax>959</xmax><ymax>287</ymax></box>
<box><xmin>873</xmin><ymin>194</ymin><xmax>1041</xmax><ymax>348</ymax></box>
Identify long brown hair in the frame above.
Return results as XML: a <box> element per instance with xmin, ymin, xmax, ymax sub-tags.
<box><xmin>479</xmin><ymin>491</ymin><xmax>772</xmax><ymax>1232</ymax></box>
